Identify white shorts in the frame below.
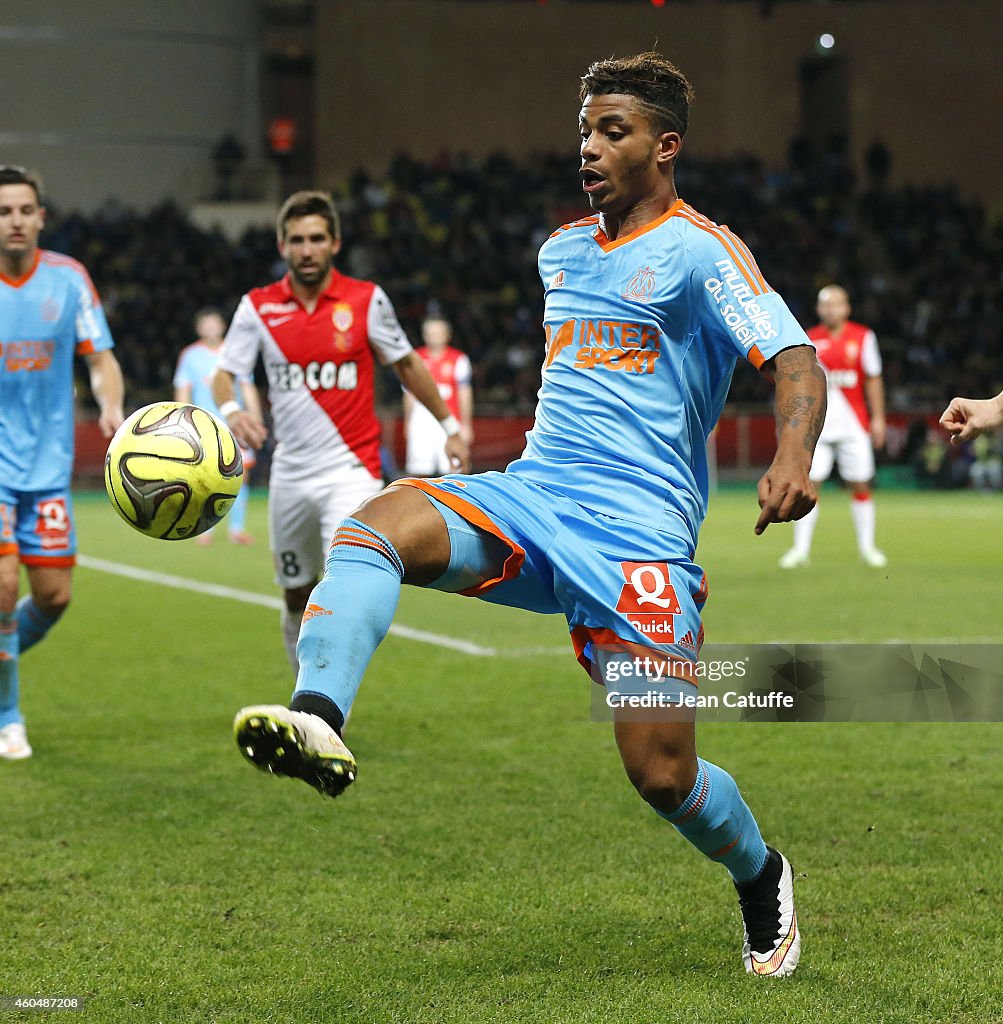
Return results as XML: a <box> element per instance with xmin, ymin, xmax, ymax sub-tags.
<box><xmin>268</xmin><ymin>464</ymin><xmax>382</xmax><ymax>588</ymax></box>
<box><xmin>811</xmin><ymin>432</ymin><xmax>875</xmax><ymax>484</ymax></box>
<box><xmin>405</xmin><ymin>419</ymin><xmax>450</xmax><ymax>477</ymax></box>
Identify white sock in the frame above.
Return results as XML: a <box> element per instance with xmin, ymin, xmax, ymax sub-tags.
<box><xmin>281</xmin><ymin>605</ymin><xmax>300</xmax><ymax>675</ymax></box>
<box><xmin>850</xmin><ymin>495</ymin><xmax>877</xmax><ymax>553</ymax></box>
<box><xmin>791</xmin><ymin>503</ymin><xmax>819</xmax><ymax>555</ymax></box>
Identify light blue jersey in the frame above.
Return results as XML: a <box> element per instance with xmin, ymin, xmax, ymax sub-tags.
<box><xmin>173</xmin><ymin>341</ymin><xmax>220</xmax><ymax>411</ymax></box>
<box><xmin>0</xmin><ymin>250</ymin><xmax>114</xmax><ymax>492</ymax></box>
<box><xmin>509</xmin><ymin>200</ymin><xmax>809</xmax><ymax>552</ymax></box>
<box><xmin>174</xmin><ymin>341</ymin><xmax>242</xmax><ymax>415</ymax></box>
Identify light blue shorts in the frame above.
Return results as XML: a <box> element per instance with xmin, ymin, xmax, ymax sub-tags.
<box><xmin>395</xmin><ymin>472</ymin><xmax>708</xmax><ymax>679</ymax></box>
<box><xmin>0</xmin><ymin>486</ymin><xmax>77</xmax><ymax>566</ymax></box>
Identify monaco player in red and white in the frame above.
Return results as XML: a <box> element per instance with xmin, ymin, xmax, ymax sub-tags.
<box><xmin>402</xmin><ymin>316</ymin><xmax>474</xmax><ymax>477</ymax></box>
<box><xmin>779</xmin><ymin>284</ymin><xmax>887</xmax><ymax>568</ymax></box>
<box><xmin>212</xmin><ymin>191</ymin><xmax>469</xmax><ymax>671</ymax></box>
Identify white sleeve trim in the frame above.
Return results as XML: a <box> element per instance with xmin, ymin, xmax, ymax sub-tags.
<box><xmin>218</xmin><ymin>295</ymin><xmax>263</xmax><ymax>377</ymax></box>
<box><xmin>861</xmin><ymin>329</ymin><xmax>882</xmax><ymax>377</ymax></box>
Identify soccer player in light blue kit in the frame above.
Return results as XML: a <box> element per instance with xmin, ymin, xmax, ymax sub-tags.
<box><xmin>0</xmin><ymin>166</ymin><xmax>124</xmax><ymax>760</ymax></box>
<box><xmin>233</xmin><ymin>54</ymin><xmax>826</xmax><ymax>976</ymax></box>
<box><xmin>173</xmin><ymin>307</ymin><xmax>261</xmax><ymax>545</ymax></box>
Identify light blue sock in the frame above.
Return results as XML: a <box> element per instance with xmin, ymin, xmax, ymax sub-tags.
<box><xmin>0</xmin><ymin>612</ymin><xmax>22</xmax><ymax>728</ymax></box>
<box><xmin>291</xmin><ymin>518</ymin><xmax>404</xmax><ymax>728</ymax></box>
<box><xmin>16</xmin><ymin>595</ymin><xmax>59</xmax><ymax>654</ymax></box>
<box><xmin>227</xmin><ymin>483</ymin><xmax>250</xmax><ymax>534</ymax></box>
<box><xmin>657</xmin><ymin>758</ymin><xmax>769</xmax><ymax>884</ymax></box>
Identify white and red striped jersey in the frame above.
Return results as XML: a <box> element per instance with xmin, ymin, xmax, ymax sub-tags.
<box><xmin>806</xmin><ymin>320</ymin><xmax>882</xmax><ymax>436</ymax></box>
<box><xmin>219</xmin><ymin>270</ymin><xmax>412</xmax><ymax>481</ymax></box>
<box><xmin>414</xmin><ymin>345</ymin><xmax>471</xmax><ymax>417</ymax></box>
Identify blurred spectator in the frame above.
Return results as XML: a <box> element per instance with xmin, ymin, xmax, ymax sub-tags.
<box><xmin>969</xmin><ymin>433</ymin><xmax>1002</xmax><ymax>491</ymax></box>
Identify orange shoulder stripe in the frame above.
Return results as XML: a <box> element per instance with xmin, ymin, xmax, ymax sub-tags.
<box><xmin>548</xmin><ymin>215</ymin><xmax>600</xmax><ymax>239</ymax></box>
<box><xmin>676</xmin><ymin>206</ymin><xmax>768</xmax><ymax>295</ymax></box>
<box><xmin>42</xmin><ymin>251</ymin><xmax>101</xmax><ymax>302</ymax></box>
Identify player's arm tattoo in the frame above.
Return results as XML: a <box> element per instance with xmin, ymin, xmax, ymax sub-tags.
<box><xmin>771</xmin><ymin>345</ymin><xmax>827</xmax><ymax>453</ymax></box>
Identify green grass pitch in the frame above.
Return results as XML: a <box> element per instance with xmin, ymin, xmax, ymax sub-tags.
<box><xmin>2</xmin><ymin>486</ymin><xmax>1001</xmax><ymax>1023</ymax></box>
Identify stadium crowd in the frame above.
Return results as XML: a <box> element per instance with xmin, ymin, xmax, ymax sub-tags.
<box><xmin>50</xmin><ymin>145</ymin><xmax>1002</xmax><ymax>464</ymax></box>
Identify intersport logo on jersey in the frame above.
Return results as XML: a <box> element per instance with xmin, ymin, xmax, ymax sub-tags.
<box><xmin>544</xmin><ymin>319</ymin><xmax>662</xmax><ymax>374</ymax></box>
<box><xmin>704</xmin><ymin>259</ymin><xmax>778</xmax><ymax>347</ymax></box>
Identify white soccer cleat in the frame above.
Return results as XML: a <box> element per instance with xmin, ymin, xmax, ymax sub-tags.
<box><xmin>233</xmin><ymin>704</ymin><xmax>356</xmax><ymax>798</ymax></box>
<box><xmin>778</xmin><ymin>549</ymin><xmax>810</xmax><ymax>569</ymax></box>
<box><xmin>736</xmin><ymin>847</ymin><xmax>801</xmax><ymax>977</ymax></box>
<box><xmin>860</xmin><ymin>548</ymin><xmax>888</xmax><ymax>568</ymax></box>
<box><xmin>0</xmin><ymin>722</ymin><xmax>33</xmax><ymax>761</ymax></box>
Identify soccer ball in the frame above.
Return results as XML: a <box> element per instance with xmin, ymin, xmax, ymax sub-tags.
<box><xmin>104</xmin><ymin>401</ymin><xmax>244</xmax><ymax>540</ymax></box>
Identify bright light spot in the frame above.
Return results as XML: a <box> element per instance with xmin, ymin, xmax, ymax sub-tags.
<box><xmin>818</xmin><ymin>33</ymin><xmax>836</xmax><ymax>50</ymax></box>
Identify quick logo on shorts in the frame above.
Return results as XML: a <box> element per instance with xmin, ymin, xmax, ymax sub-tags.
<box><xmin>2</xmin><ymin>340</ymin><xmax>55</xmax><ymax>372</ymax></box>
<box><xmin>35</xmin><ymin>497</ymin><xmax>70</xmax><ymax>550</ymax></box>
<box><xmin>544</xmin><ymin>319</ymin><xmax>661</xmax><ymax>374</ymax></box>
<box><xmin>704</xmin><ymin>258</ymin><xmax>778</xmax><ymax>346</ymax></box>
<box><xmin>615</xmin><ymin>561</ymin><xmax>681</xmax><ymax>642</ymax></box>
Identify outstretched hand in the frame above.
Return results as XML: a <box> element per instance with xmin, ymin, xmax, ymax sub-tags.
<box><xmin>939</xmin><ymin>395</ymin><xmax>1003</xmax><ymax>444</ymax></box>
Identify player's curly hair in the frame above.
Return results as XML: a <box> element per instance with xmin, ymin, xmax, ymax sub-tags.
<box><xmin>277</xmin><ymin>190</ymin><xmax>340</xmax><ymax>242</ymax></box>
<box><xmin>580</xmin><ymin>52</ymin><xmax>694</xmax><ymax>137</ymax></box>
<box><xmin>0</xmin><ymin>165</ymin><xmax>44</xmax><ymax>204</ymax></box>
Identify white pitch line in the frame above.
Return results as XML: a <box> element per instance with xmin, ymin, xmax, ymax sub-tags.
<box><xmin>76</xmin><ymin>554</ymin><xmax>566</xmax><ymax>657</ymax></box>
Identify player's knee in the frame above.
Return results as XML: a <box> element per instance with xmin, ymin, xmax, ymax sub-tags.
<box><xmin>0</xmin><ymin>575</ymin><xmax>18</xmax><ymax>614</ymax></box>
<box><xmin>352</xmin><ymin>486</ymin><xmax>450</xmax><ymax>585</ymax></box>
<box><xmin>623</xmin><ymin>757</ymin><xmax>696</xmax><ymax>814</ymax></box>
<box><xmin>33</xmin><ymin>587</ymin><xmax>71</xmax><ymax>620</ymax></box>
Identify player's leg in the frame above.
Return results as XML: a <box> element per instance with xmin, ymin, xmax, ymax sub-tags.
<box><xmin>0</xmin><ymin>494</ymin><xmax>20</xmax><ymax>742</ymax></box>
<box><xmin>563</xmin><ymin>523</ymin><xmax>798</xmax><ymax>976</ymax></box>
<box><xmin>614</xmin><ymin>717</ymin><xmax>772</xmax><ymax>881</ymax></box>
<box><xmin>611</xmin><ymin>676</ymin><xmax>797</xmax><ymax>976</ymax></box>
<box><xmin>0</xmin><ymin>562</ymin><xmax>68</xmax><ymax>759</ymax></box>
<box><xmin>234</xmin><ymin>476</ymin><xmax>529</xmax><ymax>796</ymax></box>
<box><xmin>780</xmin><ymin>440</ymin><xmax>832</xmax><ymax>568</ymax></box>
<box><xmin>21</xmin><ymin>564</ymin><xmax>71</xmax><ymax>641</ymax></box>
<box><xmin>840</xmin><ymin>434</ymin><xmax>885</xmax><ymax>566</ymax></box>
<box><xmin>268</xmin><ymin>477</ymin><xmax>325</xmax><ymax>672</ymax></box>
<box><xmin>0</xmin><ymin>551</ymin><xmax>24</xmax><ymax>754</ymax></box>
<box><xmin>275</xmin><ymin>466</ymin><xmax>384</xmax><ymax>675</ymax></box>
<box><xmin>846</xmin><ymin>480</ymin><xmax>885</xmax><ymax>566</ymax></box>
<box><xmin>235</xmin><ymin>484</ymin><xmax>457</xmax><ymax>794</ymax></box>
<box><xmin>227</xmin><ymin>449</ymin><xmax>256</xmax><ymax>545</ymax></box>
<box><xmin>226</xmin><ymin>484</ymin><xmax>251</xmax><ymax>543</ymax></box>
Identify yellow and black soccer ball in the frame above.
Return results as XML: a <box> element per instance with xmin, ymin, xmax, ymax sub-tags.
<box><xmin>104</xmin><ymin>402</ymin><xmax>244</xmax><ymax>540</ymax></box>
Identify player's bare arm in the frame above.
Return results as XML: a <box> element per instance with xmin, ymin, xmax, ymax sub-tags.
<box><xmin>391</xmin><ymin>351</ymin><xmax>471</xmax><ymax>472</ymax></box>
<box><xmin>211</xmin><ymin>367</ymin><xmax>267</xmax><ymax>449</ymax></box>
<box><xmin>940</xmin><ymin>391</ymin><xmax>1003</xmax><ymax>443</ymax></box>
<box><xmin>864</xmin><ymin>374</ymin><xmax>887</xmax><ymax>448</ymax></box>
<box><xmin>458</xmin><ymin>381</ymin><xmax>475</xmax><ymax>445</ymax></box>
<box><xmin>401</xmin><ymin>389</ymin><xmax>415</xmax><ymax>423</ymax></box>
<box><xmin>84</xmin><ymin>348</ymin><xmax>125</xmax><ymax>437</ymax></box>
<box><xmin>239</xmin><ymin>377</ymin><xmax>264</xmax><ymax>423</ymax></box>
<box><xmin>755</xmin><ymin>344</ymin><xmax>826</xmax><ymax>535</ymax></box>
